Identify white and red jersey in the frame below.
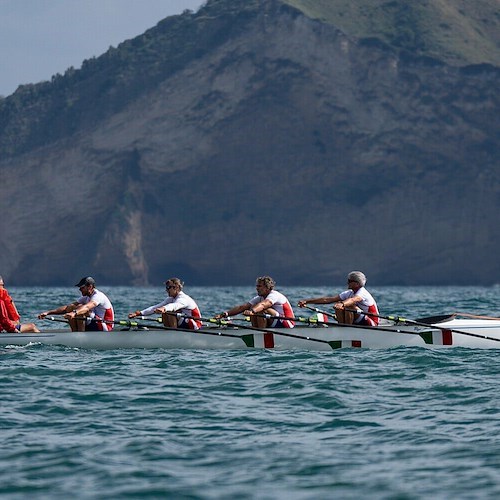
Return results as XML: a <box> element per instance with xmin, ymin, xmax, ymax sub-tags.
<box><xmin>250</xmin><ymin>290</ymin><xmax>295</xmax><ymax>327</ymax></box>
<box><xmin>141</xmin><ymin>291</ymin><xmax>202</xmax><ymax>328</ymax></box>
<box><xmin>339</xmin><ymin>287</ymin><xmax>379</xmax><ymax>325</ymax></box>
<box><xmin>78</xmin><ymin>289</ymin><xmax>114</xmax><ymax>331</ymax></box>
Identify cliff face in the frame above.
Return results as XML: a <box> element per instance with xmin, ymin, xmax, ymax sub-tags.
<box><xmin>0</xmin><ymin>0</ymin><xmax>499</xmax><ymax>286</ymax></box>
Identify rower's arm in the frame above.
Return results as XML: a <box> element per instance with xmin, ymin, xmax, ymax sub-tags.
<box><xmin>39</xmin><ymin>302</ymin><xmax>79</xmax><ymax>318</ymax></box>
<box><xmin>226</xmin><ymin>302</ymin><xmax>252</xmax><ymax>317</ymax></box>
<box><xmin>341</xmin><ymin>295</ymin><xmax>362</xmax><ymax>309</ymax></box>
<box><xmin>298</xmin><ymin>295</ymin><xmax>340</xmax><ymax>307</ymax></box>
<box><xmin>74</xmin><ymin>300</ymin><xmax>97</xmax><ymax>316</ymax></box>
<box><xmin>250</xmin><ymin>299</ymin><xmax>272</xmax><ymax>313</ymax></box>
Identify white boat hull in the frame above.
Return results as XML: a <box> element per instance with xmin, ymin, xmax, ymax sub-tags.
<box><xmin>1</xmin><ymin>318</ymin><xmax>500</xmax><ymax>350</ymax></box>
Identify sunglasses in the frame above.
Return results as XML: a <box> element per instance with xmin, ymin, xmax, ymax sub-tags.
<box><xmin>165</xmin><ymin>285</ymin><xmax>176</xmax><ymax>290</ymax></box>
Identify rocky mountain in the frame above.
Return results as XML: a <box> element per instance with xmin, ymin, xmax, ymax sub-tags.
<box><xmin>0</xmin><ymin>0</ymin><xmax>499</xmax><ymax>286</ymax></box>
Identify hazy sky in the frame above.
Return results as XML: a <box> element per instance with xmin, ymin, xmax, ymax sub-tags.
<box><xmin>0</xmin><ymin>0</ymin><xmax>204</xmax><ymax>97</ymax></box>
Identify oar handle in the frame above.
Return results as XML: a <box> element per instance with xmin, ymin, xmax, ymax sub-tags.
<box><xmin>137</xmin><ymin>316</ymin><xmax>163</xmax><ymax>323</ymax></box>
<box><xmin>82</xmin><ymin>317</ymin><xmax>142</xmax><ymax>328</ymax></box>
<box><xmin>43</xmin><ymin>315</ymin><xmax>141</xmax><ymax>328</ymax></box>
<box><xmin>44</xmin><ymin>316</ymin><xmax>70</xmax><ymax>324</ymax></box>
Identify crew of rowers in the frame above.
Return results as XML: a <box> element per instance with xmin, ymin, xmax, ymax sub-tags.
<box><xmin>0</xmin><ymin>271</ymin><xmax>379</xmax><ymax>333</ymax></box>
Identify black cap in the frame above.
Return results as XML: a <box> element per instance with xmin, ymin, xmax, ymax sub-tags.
<box><xmin>75</xmin><ymin>276</ymin><xmax>96</xmax><ymax>287</ymax></box>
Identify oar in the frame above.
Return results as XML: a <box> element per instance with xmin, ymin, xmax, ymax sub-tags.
<box><xmin>94</xmin><ymin>317</ymin><xmax>244</xmax><ymax>338</ymax></box>
<box><xmin>44</xmin><ymin>312</ymin><xmax>427</xmax><ymax>341</ymax></box>
<box><xmin>203</xmin><ymin>318</ymin><xmax>346</xmax><ymax>350</ymax></box>
<box><xmin>302</xmin><ymin>304</ymin><xmax>443</xmax><ymax>328</ymax></box>
<box><xmin>236</xmin><ymin>312</ymin><xmax>335</xmax><ymax>326</ymax></box>
<box><xmin>174</xmin><ymin>314</ymin><xmax>421</xmax><ymax>349</ymax></box>
<box><xmin>336</xmin><ymin>308</ymin><xmax>455</xmax><ymax>326</ymax></box>
<box><xmin>43</xmin><ymin>315</ymin><xmax>148</xmax><ymax>331</ymax></box>
<box><xmin>131</xmin><ymin>317</ymin><xmax>358</xmax><ymax>349</ymax></box>
<box><xmin>134</xmin><ymin>315</ymin><xmax>224</xmax><ymax>331</ymax></box>
<box><xmin>296</xmin><ymin>306</ymin><xmax>433</xmax><ymax>335</ymax></box>
<box><xmin>303</xmin><ymin>305</ymin><xmax>500</xmax><ymax>344</ymax></box>
<box><xmin>135</xmin><ymin>315</ymin><xmax>171</xmax><ymax>324</ymax></box>
<box><xmin>43</xmin><ymin>316</ymin><xmax>70</xmax><ymax>325</ymax></box>
<box><xmin>44</xmin><ymin>315</ymin><xmax>208</xmax><ymax>332</ymax></box>
<box><xmin>44</xmin><ymin>316</ymin><xmax>259</xmax><ymax>347</ymax></box>
<box><xmin>43</xmin><ymin>315</ymin><xmax>359</xmax><ymax>350</ymax></box>
<box><xmin>139</xmin><ymin>313</ymin><xmax>332</xmax><ymax>328</ymax></box>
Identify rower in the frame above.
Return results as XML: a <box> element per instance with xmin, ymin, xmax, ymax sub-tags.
<box><xmin>38</xmin><ymin>276</ymin><xmax>114</xmax><ymax>332</ymax></box>
<box><xmin>128</xmin><ymin>278</ymin><xmax>202</xmax><ymax>330</ymax></box>
<box><xmin>0</xmin><ymin>276</ymin><xmax>39</xmax><ymax>333</ymax></box>
<box><xmin>298</xmin><ymin>271</ymin><xmax>379</xmax><ymax>326</ymax></box>
<box><xmin>215</xmin><ymin>276</ymin><xmax>295</xmax><ymax>329</ymax></box>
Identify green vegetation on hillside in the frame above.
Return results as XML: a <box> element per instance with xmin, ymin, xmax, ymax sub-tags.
<box><xmin>0</xmin><ymin>0</ymin><xmax>498</xmax><ymax>159</ymax></box>
<box><xmin>0</xmin><ymin>0</ymin><xmax>259</xmax><ymax>157</ymax></box>
<box><xmin>283</xmin><ymin>0</ymin><xmax>500</xmax><ymax>66</ymax></box>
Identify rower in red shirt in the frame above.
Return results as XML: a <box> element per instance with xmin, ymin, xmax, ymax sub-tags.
<box><xmin>0</xmin><ymin>276</ymin><xmax>39</xmax><ymax>333</ymax></box>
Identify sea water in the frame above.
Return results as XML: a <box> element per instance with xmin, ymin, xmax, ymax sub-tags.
<box><xmin>1</xmin><ymin>286</ymin><xmax>500</xmax><ymax>499</ymax></box>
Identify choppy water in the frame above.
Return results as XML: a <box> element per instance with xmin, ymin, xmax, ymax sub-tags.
<box><xmin>1</xmin><ymin>286</ymin><xmax>500</xmax><ymax>499</ymax></box>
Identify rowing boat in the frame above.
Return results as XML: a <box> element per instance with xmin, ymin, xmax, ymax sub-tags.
<box><xmin>1</xmin><ymin>317</ymin><xmax>500</xmax><ymax>350</ymax></box>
